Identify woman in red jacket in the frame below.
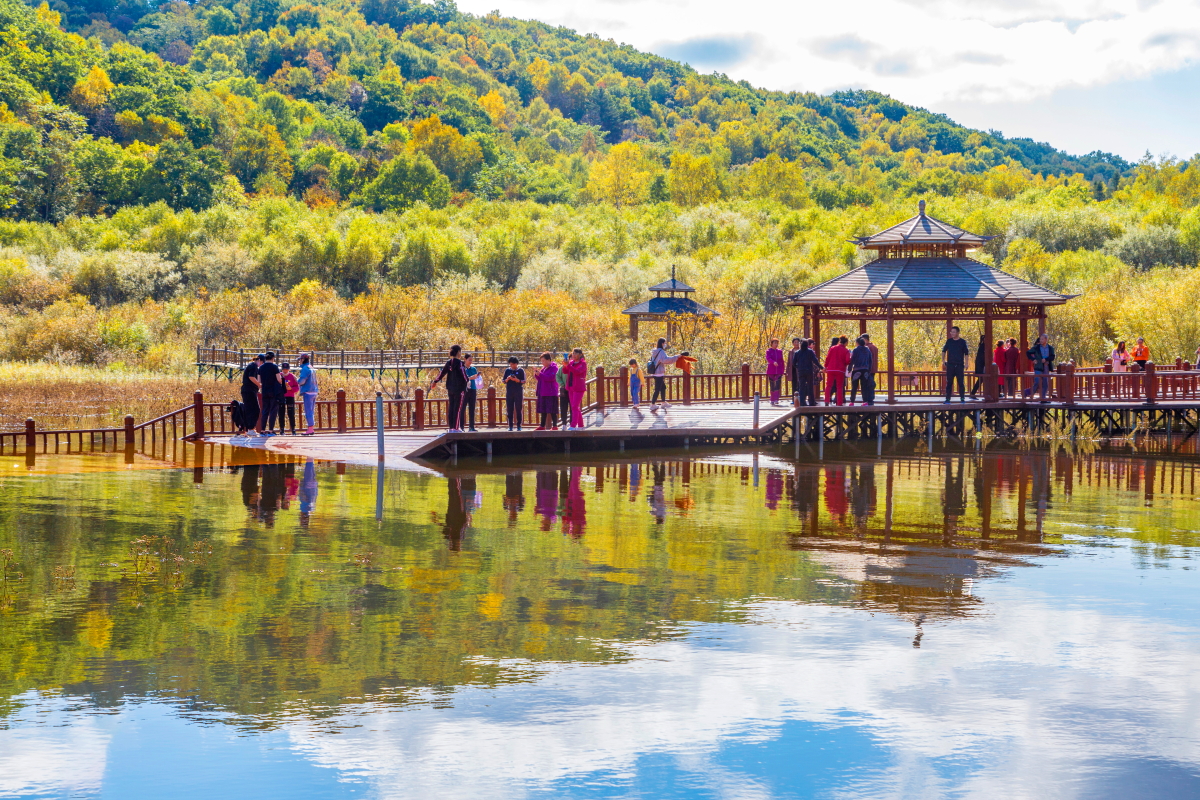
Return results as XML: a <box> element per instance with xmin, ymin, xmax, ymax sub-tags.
<box><xmin>563</xmin><ymin>348</ymin><xmax>588</xmax><ymax>430</ymax></box>
<box><xmin>993</xmin><ymin>339</ymin><xmax>1008</xmax><ymax>397</ymax></box>
<box><xmin>823</xmin><ymin>336</ymin><xmax>851</xmax><ymax>406</ymax></box>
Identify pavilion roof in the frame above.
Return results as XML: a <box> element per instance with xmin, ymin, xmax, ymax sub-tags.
<box><xmin>852</xmin><ymin>201</ymin><xmax>992</xmax><ymax>249</ymax></box>
<box><xmin>648</xmin><ymin>277</ymin><xmax>695</xmax><ymax>292</ymax></box>
<box><xmin>622</xmin><ymin>296</ymin><xmax>720</xmax><ymax>317</ymax></box>
<box><xmin>779</xmin><ymin>257</ymin><xmax>1070</xmax><ymax>306</ymax></box>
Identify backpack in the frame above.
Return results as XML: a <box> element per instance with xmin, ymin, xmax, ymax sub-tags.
<box><xmin>647</xmin><ymin>349</ymin><xmax>662</xmax><ymax>376</ymax></box>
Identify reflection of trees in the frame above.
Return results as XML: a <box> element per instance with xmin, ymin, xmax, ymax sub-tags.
<box><xmin>0</xmin><ymin>448</ymin><xmax>1198</xmax><ymax>723</ymax></box>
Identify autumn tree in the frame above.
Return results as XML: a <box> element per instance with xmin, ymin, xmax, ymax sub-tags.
<box><xmin>354</xmin><ymin>151</ymin><xmax>451</xmax><ymax>212</ymax></box>
<box><xmin>669</xmin><ymin>152</ymin><xmax>722</xmax><ymax>207</ymax></box>
<box><xmin>586</xmin><ymin>142</ymin><xmax>650</xmax><ymax>206</ymax></box>
<box><xmin>409</xmin><ymin>115</ymin><xmax>483</xmax><ymax>191</ymax></box>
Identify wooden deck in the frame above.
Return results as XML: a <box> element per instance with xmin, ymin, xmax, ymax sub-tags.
<box><xmin>206</xmin><ymin>401</ymin><xmax>798</xmax><ymax>465</ymax></box>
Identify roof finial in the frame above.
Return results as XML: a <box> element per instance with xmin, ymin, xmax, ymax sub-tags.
<box><xmin>671</xmin><ymin>263</ymin><xmax>676</xmax><ymax>282</ymax></box>
<box><xmin>918</xmin><ymin>199</ymin><xmax>926</xmax><ymax>215</ymax></box>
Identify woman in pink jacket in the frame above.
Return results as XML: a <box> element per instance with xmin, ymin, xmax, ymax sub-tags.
<box><xmin>765</xmin><ymin>338</ymin><xmax>785</xmax><ymax>404</ymax></box>
<box><xmin>563</xmin><ymin>348</ymin><xmax>588</xmax><ymax>430</ymax></box>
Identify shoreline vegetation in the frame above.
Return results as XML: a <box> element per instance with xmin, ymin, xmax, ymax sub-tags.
<box><xmin>1</xmin><ymin>0</ymin><xmax>1199</xmax><ymax>432</ymax></box>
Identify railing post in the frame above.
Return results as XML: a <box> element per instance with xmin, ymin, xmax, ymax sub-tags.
<box><xmin>487</xmin><ymin>385</ymin><xmax>497</xmax><ymax>428</ymax></box>
<box><xmin>752</xmin><ymin>392</ymin><xmax>760</xmax><ymax>429</ymax></box>
<box><xmin>741</xmin><ymin>363</ymin><xmax>750</xmax><ymax>403</ymax></box>
<box><xmin>1145</xmin><ymin>361</ymin><xmax>1157</xmax><ymax>404</ymax></box>
<box><xmin>124</xmin><ymin>415</ymin><xmax>135</xmax><ymax>445</ymax></box>
<box><xmin>682</xmin><ymin>369</ymin><xmax>691</xmax><ymax>405</ymax></box>
<box><xmin>595</xmin><ymin>366</ymin><xmax>605</xmax><ymax>411</ymax></box>
<box><xmin>24</xmin><ymin>418</ymin><xmax>34</xmax><ymax>453</ymax></box>
<box><xmin>193</xmin><ymin>391</ymin><xmax>204</xmax><ymax>439</ymax></box>
<box><xmin>984</xmin><ymin>362</ymin><xmax>1000</xmax><ymax>403</ymax></box>
<box><xmin>619</xmin><ymin>366</ymin><xmax>629</xmax><ymax>407</ymax></box>
<box><xmin>1177</xmin><ymin>357</ymin><xmax>1184</xmax><ymax>370</ymax></box>
<box><xmin>336</xmin><ymin>388</ymin><xmax>347</xmax><ymax>432</ymax></box>
<box><xmin>414</xmin><ymin>388</ymin><xmax>425</xmax><ymax>431</ymax></box>
<box><xmin>1064</xmin><ymin>364</ymin><xmax>1075</xmax><ymax>405</ymax></box>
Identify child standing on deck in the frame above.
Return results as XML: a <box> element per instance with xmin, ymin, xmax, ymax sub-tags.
<box><xmin>463</xmin><ymin>354</ymin><xmax>480</xmax><ymax>432</ymax></box>
<box><xmin>628</xmin><ymin>359</ymin><xmax>644</xmax><ymax>407</ymax></box>
<box><xmin>503</xmin><ymin>356</ymin><xmax>526</xmax><ymax>430</ymax></box>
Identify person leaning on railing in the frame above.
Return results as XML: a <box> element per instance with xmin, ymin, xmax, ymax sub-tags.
<box><xmin>1132</xmin><ymin>337</ymin><xmax>1150</xmax><ymax>370</ymax></box>
<box><xmin>1024</xmin><ymin>334</ymin><xmax>1056</xmax><ymax>402</ymax></box>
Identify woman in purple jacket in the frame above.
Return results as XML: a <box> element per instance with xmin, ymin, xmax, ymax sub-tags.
<box><xmin>535</xmin><ymin>352</ymin><xmax>560</xmax><ymax>430</ymax></box>
<box><xmin>765</xmin><ymin>338</ymin><xmax>785</xmax><ymax>404</ymax></box>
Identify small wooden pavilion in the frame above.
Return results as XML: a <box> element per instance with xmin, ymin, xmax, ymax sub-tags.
<box><xmin>779</xmin><ymin>201</ymin><xmax>1072</xmax><ymax>403</ymax></box>
<box><xmin>622</xmin><ymin>267</ymin><xmax>719</xmax><ymax>340</ymax></box>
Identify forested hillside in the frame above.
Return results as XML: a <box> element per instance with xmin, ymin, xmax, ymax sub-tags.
<box><xmin>1</xmin><ymin>0</ymin><xmax>1199</xmax><ymax>377</ymax></box>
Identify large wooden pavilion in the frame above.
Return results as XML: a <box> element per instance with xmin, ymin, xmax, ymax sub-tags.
<box><xmin>780</xmin><ymin>201</ymin><xmax>1073</xmax><ymax>403</ymax></box>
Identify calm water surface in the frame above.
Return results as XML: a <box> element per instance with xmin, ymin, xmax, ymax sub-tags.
<box><xmin>1</xmin><ymin>441</ymin><xmax>1198</xmax><ymax>799</ymax></box>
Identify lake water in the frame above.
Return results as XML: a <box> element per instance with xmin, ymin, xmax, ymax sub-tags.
<box><xmin>1</xmin><ymin>440</ymin><xmax>1199</xmax><ymax>799</ymax></box>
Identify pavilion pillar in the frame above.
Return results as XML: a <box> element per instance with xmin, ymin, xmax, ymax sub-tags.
<box><xmin>858</xmin><ymin>317</ymin><xmax>867</xmax><ymax>336</ymax></box>
<box><xmin>1037</xmin><ymin>307</ymin><xmax>1047</xmax><ymax>337</ymax></box>
<box><xmin>1019</xmin><ymin>317</ymin><xmax>1029</xmax><ymax>375</ymax></box>
<box><xmin>629</xmin><ymin>316</ymin><xmax>638</xmax><ymax>341</ymax></box>
<box><xmin>946</xmin><ymin>304</ymin><xmax>954</xmax><ymax>340</ymax></box>
<box><xmin>812</xmin><ymin>308</ymin><xmax>821</xmax><ymax>350</ymax></box>
<box><xmin>983</xmin><ymin>305</ymin><xmax>993</xmax><ymax>365</ymax></box>
<box><xmin>802</xmin><ymin>308</ymin><xmax>810</xmax><ymax>339</ymax></box>
<box><xmin>886</xmin><ymin>305</ymin><xmax>896</xmax><ymax>405</ymax></box>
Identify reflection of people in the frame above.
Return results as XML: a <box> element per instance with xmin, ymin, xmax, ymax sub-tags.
<box><xmin>943</xmin><ymin>457</ymin><xmax>966</xmax><ymax>523</ymax></box>
<box><xmin>259</xmin><ymin>462</ymin><xmax>285</xmax><ymax>527</ymax></box>
<box><xmin>851</xmin><ymin>464</ymin><xmax>876</xmax><ymax>527</ymax></box>
<box><xmin>443</xmin><ymin>477</ymin><xmax>470</xmax><ymax>550</ymax></box>
<box><xmin>282</xmin><ymin>461</ymin><xmax>297</xmax><ymax>510</ymax></box>
<box><xmin>765</xmin><ymin>469</ymin><xmax>783</xmax><ymax>510</ymax></box>
<box><xmin>628</xmin><ymin>463</ymin><xmax>642</xmax><ymax>501</ymax></box>
<box><xmin>535</xmin><ymin>470</ymin><xmax>558</xmax><ymax>531</ymax></box>
<box><xmin>240</xmin><ymin>464</ymin><xmax>260</xmax><ymax>509</ymax></box>
<box><xmin>503</xmin><ymin>472</ymin><xmax>525</xmax><ymax>524</ymax></box>
<box><xmin>649</xmin><ymin>463</ymin><xmax>667</xmax><ymax>523</ymax></box>
<box><xmin>299</xmin><ymin>459</ymin><xmax>317</xmax><ymax>527</ymax></box>
<box><xmin>562</xmin><ymin>466</ymin><xmax>586</xmax><ymax>538</ymax></box>
<box><xmin>823</xmin><ymin>465</ymin><xmax>848</xmax><ymax>523</ymax></box>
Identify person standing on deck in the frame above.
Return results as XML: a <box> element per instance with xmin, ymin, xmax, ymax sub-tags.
<box><xmin>296</xmin><ymin>353</ymin><xmax>318</xmax><ymax>435</ymax></box>
<box><xmin>278</xmin><ymin>362</ymin><xmax>299</xmax><ymax>435</ymax></box>
<box><xmin>766</xmin><ymin>338</ymin><xmax>785</xmax><ymax>405</ymax></box>
<box><xmin>463</xmin><ymin>353</ymin><xmax>480</xmax><ymax>432</ymax></box>
<box><xmin>823</xmin><ymin>336</ymin><xmax>850</xmax><ymax>406</ymax></box>
<box><xmin>970</xmin><ymin>335</ymin><xmax>988</xmax><ymax>399</ymax></box>
<box><xmin>535</xmin><ymin>353</ymin><xmax>560</xmax><ymax>430</ymax></box>
<box><xmin>993</xmin><ymin>339</ymin><xmax>1008</xmax><ymax>397</ymax></box>
<box><xmin>793</xmin><ymin>340</ymin><xmax>821</xmax><ymax>406</ymax></box>
<box><xmin>862</xmin><ymin>334</ymin><xmax>879</xmax><ymax>389</ymax></box>
<box><xmin>1132</xmin><ymin>337</ymin><xmax>1150</xmax><ymax>370</ymax></box>
<box><xmin>649</xmin><ymin>338</ymin><xmax>679</xmax><ymax>412</ymax></box>
<box><xmin>849</xmin><ymin>337</ymin><xmax>875</xmax><ymax>406</ymax></box>
<box><xmin>1112</xmin><ymin>341</ymin><xmax>1130</xmax><ymax>373</ymax></box>
<box><xmin>563</xmin><ymin>348</ymin><xmax>588</xmax><ymax>430</ymax></box>
<box><xmin>239</xmin><ymin>354</ymin><xmax>262</xmax><ymax>435</ymax></box>
<box><xmin>556</xmin><ymin>353</ymin><xmax>570</xmax><ymax>424</ymax></box>
<box><xmin>628</xmin><ymin>359</ymin><xmax>644</xmax><ymax>409</ymax></box>
<box><xmin>256</xmin><ymin>351</ymin><xmax>283</xmax><ymax>435</ymax></box>
<box><xmin>503</xmin><ymin>356</ymin><xmax>525</xmax><ymax>431</ymax></box>
<box><xmin>942</xmin><ymin>327</ymin><xmax>969</xmax><ymax>404</ymax></box>
<box><xmin>1004</xmin><ymin>338</ymin><xmax>1020</xmax><ymax>397</ymax></box>
<box><xmin>429</xmin><ymin>345</ymin><xmax>469</xmax><ymax>431</ymax></box>
<box><xmin>785</xmin><ymin>338</ymin><xmax>802</xmax><ymax>397</ymax></box>
<box><xmin>1025</xmin><ymin>334</ymin><xmax>1056</xmax><ymax>402</ymax></box>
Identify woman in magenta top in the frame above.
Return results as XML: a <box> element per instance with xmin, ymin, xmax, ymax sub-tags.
<box><xmin>765</xmin><ymin>338</ymin><xmax>785</xmax><ymax>404</ymax></box>
<box><xmin>563</xmin><ymin>348</ymin><xmax>588</xmax><ymax>430</ymax></box>
<box><xmin>534</xmin><ymin>352</ymin><xmax>560</xmax><ymax>430</ymax></box>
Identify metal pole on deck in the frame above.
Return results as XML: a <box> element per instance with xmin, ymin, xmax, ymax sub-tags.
<box><xmin>752</xmin><ymin>392</ymin><xmax>760</xmax><ymax>431</ymax></box>
<box><xmin>376</xmin><ymin>392</ymin><xmax>385</xmax><ymax>460</ymax></box>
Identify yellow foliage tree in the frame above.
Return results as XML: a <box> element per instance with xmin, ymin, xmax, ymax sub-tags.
<box><xmin>669</xmin><ymin>152</ymin><xmax>722</xmax><ymax>207</ymax></box>
<box><xmin>409</xmin><ymin>115</ymin><xmax>483</xmax><ymax>191</ymax></box>
<box><xmin>70</xmin><ymin>65</ymin><xmax>114</xmax><ymax>110</ymax></box>
<box><xmin>479</xmin><ymin>90</ymin><xmax>510</xmax><ymax>130</ymax></box>
<box><xmin>586</xmin><ymin>142</ymin><xmax>650</xmax><ymax>206</ymax></box>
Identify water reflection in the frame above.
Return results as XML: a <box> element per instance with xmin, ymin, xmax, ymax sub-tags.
<box><xmin>1</xmin><ymin>442</ymin><xmax>1199</xmax><ymax>798</ymax></box>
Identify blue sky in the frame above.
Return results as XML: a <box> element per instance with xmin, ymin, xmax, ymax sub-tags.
<box><xmin>454</xmin><ymin>0</ymin><xmax>1200</xmax><ymax>161</ymax></box>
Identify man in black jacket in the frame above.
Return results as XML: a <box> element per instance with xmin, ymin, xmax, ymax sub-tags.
<box><xmin>1025</xmin><ymin>334</ymin><xmax>1056</xmax><ymax>402</ymax></box>
<box><xmin>942</xmin><ymin>327</ymin><xmax>970</xmax><ymax>403</ymax></box>
<box><xmin>792</xmin><ymin>339</ymin><xmax>822</xmax><ymax>406</ymax></box>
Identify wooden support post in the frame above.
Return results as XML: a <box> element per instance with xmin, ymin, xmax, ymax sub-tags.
<box><xmin>983</xmin><ymin>306</ymin><xmax>993</xmax><ymax>364</ymax></box>
<box><xmin>1038</xmin><ymin>310</ymin><xmax>1047</xmax><ymax>337</ymax></box>
<box><xmin>596</xmin><ymin>366</ymin><xmax>605</xmax><ymax>411</ymax></box>
<box><xmin>193</xmin><ymin>391</ymin><xmax>204</xmax><ymax>439</ymax></box>
<box><xmin>414</xmin><ymin>388</ymin><xmax>425</xmax><ymax>431</ymax></box>
<box><xmin>886</xmin><ymin>306</ymin><xmax>896</xmax><ymax>405</ymax></box>
<box><xmin>629</xmin><ymin>316</ymin><xmax>638</xmax><ymax>340</ymax></box>
<box><xmin>1019</xmin><ymin>317</ymin><xmax>1029</xmax><ymax>394</ymax></box>
<box><xmin>812</xmin><ymin>309</ymin><xmax>821</xmax><ymax>353</ymax></box>
<box><xmin>682</xmin><ymin>368</ymin><xmax>691</xmax><ymax>405</ymax></box>
<box><xmin>1064</xmin><ymin>364</ymin><xmax>1076</xmax><ymax>405</ymax></box>
<box><xmin>1145</xmin><ymin>361</ymin><xmax>1158</xmax><ymax>404</ymax></box>
<box><xmin>124</xmin><ymin>415</ymin><xmax>135</xmax><ymax>446</ymax></box>
<box><xmin>741</xmin><ymin>363</ymin><xmax>750</xmax><ymax>403</ymax></box>
<box><xmin>984</xmin><ymin>362</ymin><xmax>1000</xmax><ymax>403</ymax></box>
<box><xmin>619</xmin><ymin>366</ymin><xmax>629</xmax><ymax>407</ymax></box>
<box><xmin>486</xmin><ymin>385</ymin><xmax>497</xmax><ymax>428</ymax></box>
<box><xmin>859</xmin><ymin>317</ymin><xmax>867</xmax><ymax>336</ymax></box>
<box><xmin>802</xmin><ymin>308</ymin><xmax>810</xmax><ymax>339</ymax></box>
<box><xmin>336</xmin><ymin>388</ymin><xmax>347</xmax><ymax>433</ymax></box>
<box><xmin>24</xmin><ymin>418</ymin><xmax>35</xmax><ymax>453</ymax></box>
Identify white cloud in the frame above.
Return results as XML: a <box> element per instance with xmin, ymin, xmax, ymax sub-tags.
<box><xmin>454</xmin><ymin>0</ymin><xmax>1200</xmax><ymax>106</ymax></box>
<box><xmin>284</xmin><ymin>589</ymin><xmax>1200</xmax><ymax>799</ymax></box>
<box><xmin>0</xmin><ymin>699</ymin><xmax>110</xmax><ymax>797</ymax></box>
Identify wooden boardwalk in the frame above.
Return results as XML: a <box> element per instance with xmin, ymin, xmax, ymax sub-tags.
<box><xmin>206</xmin><ymin>401</ymin><xmax>798</xmax><ymax>466</ymax></box>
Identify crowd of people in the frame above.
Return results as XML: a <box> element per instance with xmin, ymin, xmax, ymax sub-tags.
<box><xmin>236</xmin><ymin>351</ymin><xmax>319</xmax><ymax>436</ymax></box>
<box><xmin>238</xmin><ymin>332</ymin><xmax>1197</xmax><ymax>435</ymax></box>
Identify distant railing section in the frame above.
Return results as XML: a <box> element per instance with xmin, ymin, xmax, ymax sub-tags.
<box><xmin>196</xmin><ymin>345</ymin><xmax>557</xmax><ymax>372</ymax></box>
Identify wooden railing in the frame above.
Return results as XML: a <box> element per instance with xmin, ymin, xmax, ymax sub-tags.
<box><xmin>196</xmin><ymin>345</ymin><xmax>556</xmax><ymax>371</ymax></box>
<box><xmin>5</xmin><ymin>361</ymin><xmax>1200</xmax><ymax>453</ymax></box>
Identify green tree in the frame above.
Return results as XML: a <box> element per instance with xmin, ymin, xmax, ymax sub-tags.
<box><xmin>354</xmin><ymin>151</ymin><xmax>451</xmax><ymax>212</ymax></box>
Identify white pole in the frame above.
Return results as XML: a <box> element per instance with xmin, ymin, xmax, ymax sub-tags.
<box><xmin>376</xmin><ymin>392</ymin><xmax>385</xmax><ymax>460</ymax></box>
<box><xmin>752</xmin><ymin>392</ymin><xmax>760</xmax><ymax>430</ymax></box>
